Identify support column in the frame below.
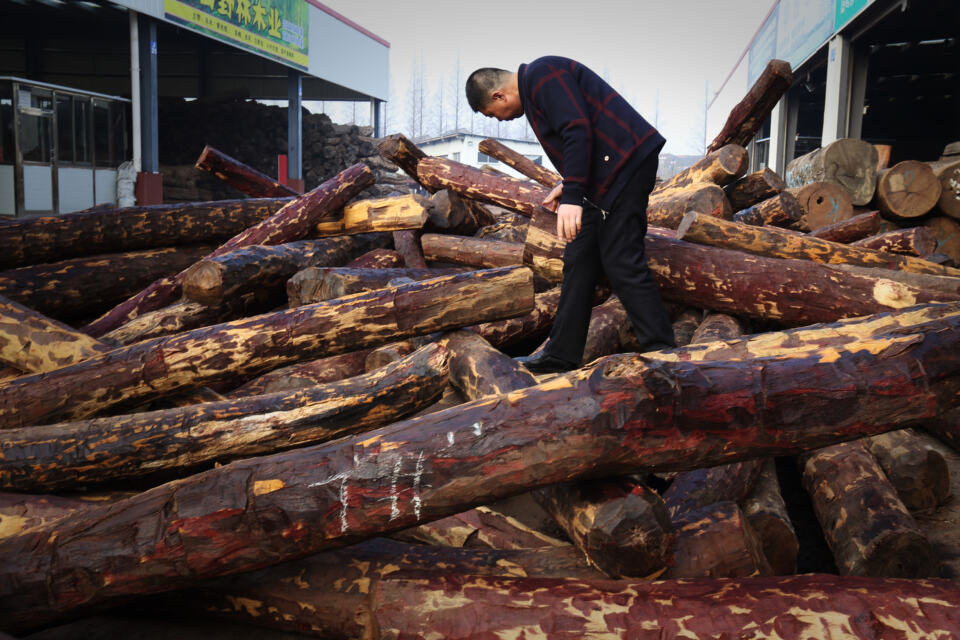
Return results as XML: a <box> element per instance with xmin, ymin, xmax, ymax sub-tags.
<box><xmin>136</xmin><ymin>15</ymin><xmax>162</xmax><ymax>205</ymax></box>
<box><xmin>821</xmin><ymin>34</ymin><xmax>853</xmax><ymax>145</ymax></box>
<box><xmin>768</xmin><ymin>100</ymin><xmax>785</xmax><ymax>175</ymax></box>
<box><xmin>371</xmin><ymin>98</ymin><xmax>383</xmax><ymax>138</ymax></box>
<box><xmin>847</xmin><ymin>47</ymin><xmax>869</xmax><ymax>141</ymax></box>
<box><xmin>287</xmin><ymin>68</ymin><xmax>304</xmax><ymax>193</ymax></box>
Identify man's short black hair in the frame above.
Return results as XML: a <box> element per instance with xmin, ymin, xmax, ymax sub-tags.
<box><xmin>465</xmin><ymin>68</ymin><xmax>511</xmax><ymax>112</ymax></box>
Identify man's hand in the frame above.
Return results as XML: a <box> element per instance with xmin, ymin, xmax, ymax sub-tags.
<box><xmin>542</xmin><ymin>183</ymin><xmax>562</xmax><ymax>212</ymax></box>
<box><xmin>556</xmin><ymin>203</ymin><xmax>583</xmax><ymax>242</ymax></box>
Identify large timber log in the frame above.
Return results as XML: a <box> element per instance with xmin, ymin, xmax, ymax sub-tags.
<box><xmin>395</xmin><ymin>505</ymin><xmax>567</xmax><ymax>550</ymax></box>
<box><xmin>654</xmin><ymin>144</ymin><xmax>748</xmax><ymax>193</ymax></box>
<box><xmin>0</xmin><ymin>493</ymin><xmax>91</xmax><ymax>539</ymax></box>
<box><xmin>0</xmin><ymin>295</ymin><xmax>111</xmax><ymax>374</ymax></box>
<box><xmin>180</xmin><ymin>569</ymin><xmax>960</xmax><ymax>640</ymax></box>
<box><xmin>786</xmin><ymin>181</ymin><xmax>855</xmax><ymax>231</ymax></box>
<box><xmin>287</xmin><ymin>266</ymin><xmax>467</xmax><ymax>306</ymax></box>
<box><xmin>873</xmin><ymin>160</ymin><xmax>941</xmax><ymax>221</ymax></box>
<box><xmin>194</xmin><ymin>145</ymin><xmax>300</xmax><ymax>198</ymax></box>
<box><xmin>864</xmin><ymin>429</ymin><xmax>951</xmax><ymax>512</ymax></box>
<box><xmin>423</xmin><ymin>189</ymin><xmax>480</xmax><ymax>235</ymax></box>
<box><xmin>0</xmin><ymin>344</ymin><xmax>449</xmax><ymax>492</ymax></box>
<box><xmin>741</xmin><ymin>458</ymin><xmax>798</xmax><ymax>575</ymax></box>
<box><xmin>929</xmin><ymin>159</ymin><xmax>960</xmax><ymax>219</ymax></box>
<box><xmin>82</xmin><ymin>163</ymin><xmax>375</xmax><ymax>337</ymax></box>
<box><xmin>345</xmin><ymin>248</ymin><xmax>405</xmax><ymax>269</ymax></box>
<box><xmin>786</xmin><ymin>139</ymin><xmax>879</xmax><ymax>206</ymax></box>
<box><xmin>666</xmin><ymin>500</ymin><xmax>773</xmax><ymax>579</ymax></box>
<box><xmin>2</xmin><ymin>311</ymin><xmax>960</xmax><ymax>627</ymax></box>
<box><xmin>223</xmin><ymin>349</ymin><xmax>371</xmax><ymax>398</ymax></box>
<box><xmin>440</xmin><ymin>330</ymin><xmax>536</xmax><ymax>400</ymax></box>
<box><xmin>0</xmin><ymin>245</ymin><xmax>211</xmax><ymax>321</ymax></box>
<box><xmin>807</xmin><ymin>210</ymin><xmax>882</xmax><ymax>243</ymax></box>
<box><xmin>581</xmin><ymin>295</ymin><xmax>631</xmax><ymax>363</ymax></box>
<box><xmin>313</xmin><ymin>194</ymin><xmax>428</xmax><ymax>237</ymax></box>
<box><xmin>646</xmin><ymin>182</ymin><xmax>733</xmax><ymax>229</ymax></box>
<box><xmin>526</xmin><ymin>207</ymin><xmax>956</xmax><ymax>324</ymax></box>
<box><xmin>732</xmin><ymin>191</ymin><xmax>804</xmax><ymax>227</ymax></box>
<box><xmin>417</xmin><ymin>157</ymin><xmax>552</xmax><ymax>217</ymax></box>
<box><xmin>478</xmin><ymin>138</ymin><xmax>560</xmax><ymax>187</ymax></box>
<box><xmin>823</xmin><ymin>263</ymin><xmax>960</xmax><ymax>301</ymax></box>
<box><xmin>663</xmin><ymin>460</ymin><xmax>764</xmax><ymax>519</ymax></box>
<box><xmin>391</xmin><ymin>229</ymin><xmax>428</xmax><ymax>268</ymax></box>
<box><xmin>923</xmin><ymin>216</ymin><xmax>960</xmax><ymax>266</ymax></box>
<box><xmin>668</xmin><ymin>308</ymin><xmax>702</xmax><ymax>348</ymax></box>
<box><xmin>850</xmin><ymin>226</ymin><xmax>937</xmax><ymax>257</ymax></box>
<box><xmin>0</xmin><ymin>198</ymin><xmax>288</xmax><ymax>270</ymax></box>
<box><xmin>800</xmin><ymin>440</ymin><xmax>938</xmax><ymax>577</ymax></box>
<box><xmin>471</xmin><ymin>286</ymin><xmax>562</xmax><ymax>349</ymax></box>
<box><xmin>724</xmin><ymin>167</ymin><xmax>787</xmax><ymax>211</ymax></box>
<box><xmin>182</xmin><ymin>234</ymin><xmax>389</xmax><ymax>306</ymax></box>
<box><xmin>707</xmin><ymin>59</ymin><xmax>793</xmax><ymax>153</ymax></box>
<box><xmin>675</xmin><ymin>211</ymin><xmax>960</xmax><ymax>278</ymax></box>
<box><xmin>0</xmin><ymin>266</ymin><xmax>534</xmax><ymax>428</ymax></box>
<box><xmin>421</xmin><ymin>233</ymin><xmax>524</xmax><ymax>268</ymax></box>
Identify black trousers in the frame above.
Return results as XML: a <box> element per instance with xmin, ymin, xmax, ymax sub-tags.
<box><xmin>544</xmin><ymin>152</ymin><xmax>676</xmax><ymax>364</ymax></box>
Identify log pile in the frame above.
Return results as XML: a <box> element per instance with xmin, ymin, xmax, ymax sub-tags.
<box><xmin>2</xmin><ymin>95</ymin><xmax>960</xmax><ymax>639</ymax></box>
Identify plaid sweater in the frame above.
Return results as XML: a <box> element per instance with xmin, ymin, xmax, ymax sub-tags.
<box><xmin>518</xmin><ymin>56</ymin><xmax>665</xmax><ymax>212</ymax></box>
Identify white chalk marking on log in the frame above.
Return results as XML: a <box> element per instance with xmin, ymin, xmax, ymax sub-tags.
<box><xmin>413</xmin><ymin>451</ymin><xmax>424</xmax><ymax>521</ymax></box>
<box><xmin>339</xmin><ymin>479</ymin><xmax>349</xmax><ymax>533</ymax></box>
<box><xmin>389</xmin><ymin>456</ymin><xmax>403</xmax><ymax>521</ymax></box>
<box><xmin>447</xmin><ymin>431</ymin><xmax>455</xmax><ymax>446</ymax></box>
<box><xmin>472</xmin><ymin>421</ymin><xmax>483</xmax><ymax>436</ymax></box>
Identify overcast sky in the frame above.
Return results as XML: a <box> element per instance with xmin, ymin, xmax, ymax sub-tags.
<box><xmin>317</xmin><ymin>0</ymin><xmax>775</xmax><ymax>155</ymax></box>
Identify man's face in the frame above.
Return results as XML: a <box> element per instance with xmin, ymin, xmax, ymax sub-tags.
<box><xmin>481</xmin><ymin>91</ymin><xmax>523</xmax><ymax>121</ymax></box>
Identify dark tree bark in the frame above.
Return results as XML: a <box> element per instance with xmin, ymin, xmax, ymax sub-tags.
<box><xmin>417</xmin><ymin>157</ymin><xmax>551</xmax><ymax>217</ymax></box>
<box><xmin>724</xmin><ymin>167</ymin><xmax>787</xmax><ymax>211</ymax></box>
<box><xmin>0</xmin><ymin>295</ymin><xmax>111</xmax><ymax>374</ymax></box>
<box><xmin>478</xmin><ymin>138</ymin><xmax>561</xmax><ymax>187</ymax></box>
<box><xmin>470</xmin><ymin>286</ymin><xmax>561</xmax><ymax>349</ymax></box>
<box><xmin>287</xmin><ymin>266</ymin><xmax>466</xmax><ymax>306</ymax></box>
<box><xmin>668</xmin><ymin>308</ymin><xmax>702</xmax><ymax>348</ymax></box>
<box><xmin>873</xmin><ymin>160</ymin><xmax>941</xmax><ymax>221</ymax></box>
<box><xmin>0</xmin><ymin>245</ymin><xmax>212</xmax><ymax>322</ymax></box>
<box><xmin>786</xmin><ymin>182</ymin><xmax>855</xmax><ymax>231</ymax></box>
<box><xmin>851</xmin><ymin>226</ymin><xmax>938</xmax><ymax>257</ymax></box>
<box><xmin>0</xmin><ymin>198</ymin><xmax>288</xmax><ymax>270</ymax></box>
<box><xmin>707</xmin><ymin>59</ymin><xmax>793</xmax><ymax>152</ymax></box>
<box><xmin>345</xmin><ymin>248</ymin><xmax>405</xmax><ymax>269</ymax></box>
<box><xmin>194</xmin><ymin>145</ymin><xmax>300</xmax><ymax>198</ymax></box>
<box><xmin>786</xmin><ymin>140</ymin><xmax>879</xmax><ymax>206</ymax></box>
<box><xmin>741</xmin><ymin>459</ymin><xmax>798</xmax><ymax>576</ymax></box>
<box><xmin>647</xmin><ymin>182</ymin><xmax>733</xmax><ymax>230</ymax></box>
<box><xmin>928</xmin><ymin>159</ymin><xmax>960</xmax><ymax>219</ymax></box>
<box><xmin>0</xmin><ymin>344</ymin><xmax>449</xmax><ymax>493</ymax></box>
<box><xmin>376</xmin><ymin>133</ymin><xmax>432</xmax><ymax>190</ymax></box>
<box><xmin>440</xmin><ymin>330</ymin><xmax>537</xmax><ymax>400</ymax></box>
<box><xmin>2</xmin><ymin>311</ymin><xmax>960</xmax><ymax>628</ymax></box>
<box><xmin>676</xmin><ymin>211</ymin><xmax>960</xmax><ymax>278</ymax></box>
<box><xmin>391</xmin><ymin>230</ymin><xmax>428</xmax><ymax>268</ymax></box>
<box><xmin>801</xmin><ymin>440</ymin><xmax>938</xmax><ymax>577</ymax></box>
<box><xmin>688</xmin><ymin>311</ymin><xmax>747</xmax><ymax>344</ymax></box>
<box><xmin>807</xmin><ymin>210</ymin><xmax>882</xmax><ymax>243</ymax></box>
<box><xmin>421</xmin><ymin>233</ymin><xmax>524</xmax><ymax>269</ymax></box>
<box><xmin>395</xmin><ymin>506</ymin><xmax>567</xmax><ymax>550</ymax></box>
<box><xmin>732</xmin><ymin>191</ymin><xmax>804</xmax><ymax>228</ymax></box>
<box><xmin>923</xmin><ymin>216</ymin><xmax>960</xmax><ymax>266</ymax></box>
<box><xmin>654</xmin><ymin>144</ymin><xmax>748</xmax><ymax>193</ymax></box>
<box><xmin>423</xmin><ymin>189</ymin><xmax>480</xmax><ymax>235</ymax></box>
<box><xmin>82</xmin><ymin>163</ymin><xmax>375</xmax><ymax>337</ymax></box>
<box><xmin>223</xmin><ymin>350</ymin><xmax>371</xmax><ymax>399</ymax></box>
<box><xmin>0</xmin><ymin>266</ymin><xmax>534</xmax><ymax>428</ymax></box>
<box><xmin>183</xmin><ymin>234</ymin><xmax>389</xmax><ymax>306</ymax></box>
<box><xmin>581</xmin><ymin>295</ymin><xmax>632</xmax><ymax>364</ymax></box>
<box><xmin>364</xmin><ymin>337</ymin><xmax>436</xmax><ymax>372</ymax></box>
<box><xmin>865</xmin><ymin>429</ymin><xmax>952</xmax><ymax>512</ymax></box>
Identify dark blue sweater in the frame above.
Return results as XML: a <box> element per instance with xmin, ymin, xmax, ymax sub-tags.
<box><xmin>518</xmin><ymin>56</ymin><xmax>665</xmax><ymax>212</ymax></box>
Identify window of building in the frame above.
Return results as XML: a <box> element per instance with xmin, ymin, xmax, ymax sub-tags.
<box><xmin>478</xmin><ymin>152</ymin><xmax>498</xmax><ymax>163</ymax></box>
<box><xmin>452</xmin><ymin>151</ymin><xmax>460</xmax><ymax>161</ymax></box>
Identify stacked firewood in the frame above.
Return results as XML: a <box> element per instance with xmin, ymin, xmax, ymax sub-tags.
<box><xmin>1</xmin><ymin>58</ymin><xmax>960</xmax><ymax>639</ymax></box>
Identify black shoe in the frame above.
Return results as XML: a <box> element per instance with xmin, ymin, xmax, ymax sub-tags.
<box><xmin>515</xmin><ymin>352</ymin><xmax>578</xmax><ymax>374</ymax></box>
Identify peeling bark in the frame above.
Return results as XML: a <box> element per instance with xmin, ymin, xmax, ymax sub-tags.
<box><xmin>194</xmin><ymin>145</ymin><xmax>300</xmax><ymax>198</ymax></box>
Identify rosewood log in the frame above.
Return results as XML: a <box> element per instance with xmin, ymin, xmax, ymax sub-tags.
<box><xmin>478</xmin><ymin>138</ymin><xmax>561</xmax><ymax>187</ymax></box>
<box><xmin>807</xmin><ymin>210</ymin><xmax>882</xmax><ymax>243</ymax></box>
<box><xmin>865</xmin><ymin>429</ymin><xmax>951</xmax><ymax>512</ymax></box>
<box><xmin>183</xmin><ymin>234</ymin><xmax>389</xmax><ymax>306</ymax></box>
<box><xmin>2</xmin><ymin>312</ymin><xmax>960</xmax><ymax>627</ymax></box>
<box><xmin>0</xmin><ymin>294</ymin><xmax>111</xmax><ymax>374</ymax></box>
<box><xmin>0</xmin><ymin>344</ymin><xmax>449</xmax><ymax>492</ymax></box>
<box><xmin>850</xmin><ymin>226</ymin><xmax>937</xmax><ymax>257</ymax></box>
<box><xmin>654</xmin><ymin>144</ymin><xmax>748</xmax><ymax>193</ymax></box>
<box><xmin>364</xmin><ymin>336</ymin><xmax>435</xmax><ymax>372</ymax></box>
<box><xmin>376</xmin><ymin>133</ymin><xmax>433</xmax><ymax>190</ymax></box>
<box><xmin>707</xmin><ymin>58</ymin><xmax>793</xmax><ymax>153</ymax></box>
<box><xmin>391</xmin><ymin>230</ymin><xmax>428</xmax><ymax>268</ymax></box>
<box><xmin>646</xmin><ymin>182</ymin><xmax>733</xmax><ymax>230</ymax></box>
<box><xmin>423</xmin><ymin>189</ymin><xmax>480</xmax><ymax>235</ymax></box>
<box><xmin>801</xmin><ymin>440</ymin><xmax>938</xmax><ymax>577</ymax></box>
<box><xmin>741</xmin><ymin>458</ymin><xmax>798</xmax><ymax>575</ymax></box>
<box><xmin>668</xmin><ymin>308</ymin><xmax>702</xmax><ymax>348</ymax></box>
<box><xmin>872</xmin><ymin>160</ymin><xmax>941</xmax><ymax>221</ymax></box>
<box><xmin>689</xmin><ymin>311</ymin><xmax>746</xmax><ymax>344</ymax></box>
<box><xmin>345</xmin><ymin>248</ymin><xmax>405</xmax><ymax>269</ymax></box>
<box><xmin>313</xmin><ymin>194</ymin><xmax>428</xmax><ymax>237</ymax></box>
<box><xmin>0</xmin><ymin>198</ymin><xmax>288</xmax><ymax>270</ymax></box>
<box><xmin>0</xmin><ymin>245</ymin><xmax>211</xmax><ymax>322</ymax></box>
<box><xmin>395</xmin><ymin>506</ymin><xmax>566</xmax><ymax>550</ymax></box>
<box><xmin>194</xmin><ymin>145</ymin><xmax>300</xmax><ymax>198</ymax></box>
<box><xmin>665</xmin><ymin>500</ymin><xmax>772</xmax><ymax>579</ymax></box>
<box><xmin>417</xmin><ymin>157</ymin><xmax>551</xmax><ymax>217</ymax></box>
<box><xmin>82</xmin><ymin>163</ymin><xmax>375</xmax><ymax>337</ymax></box>
<box><xmin>440</xmin><ymin>330</ymin><xmax>536</xmax><ymax>400</ymax></box>
<box><xmin>471</xmin><ymin>286</ymin><xmax>561</xmax><ymax>349</ymax></box>
<box><xmin>581</xmin><ymin>295</ymin><xmax>632</xmax><ymax>364</ymax></box>
<box><xmin>787</xmin><ymin>181</ymin><xmax>855</xmax><ymax>231</ymax></box>
<box><xmin>786</xmin><ymin>139</ymin><xmax>879</xmax><ymax>206</ymax></box>
<box><xmin>223</xmin><ymin>350</ymin><xmax>371</xmax><ymax>399</ymax></box>
<box><xmin>724</xmin><ymin>167</ymin><xmax>787</xmax><ymax>211</ymax></box>
<box><xmin>928</xmin><ymin>159</ymin><xmax>960</xmax><ymax>219</ymax></box>
<box><xmin>0</xmin><ymin>266</ymin><xmax>534</xmax><ymax>428</ymax></box>
<box><xmin>676</xmin><ymin>211</ymin><xmax>960</xmax><ymax>278</ymax></box>
<box><xmin>922</xmin><ymin>216</ymin><xmax>960</xmax><ymax>266</ymax></box>
<box><xmin>732</xmin><ymin>191</ymin><xmax>804</xmax><ymax>227</ymax></box>
<box><xmin>287</xmin><ymin>266</ymin><xmax>466</xmax><ymax>306</ymax></box>
<box><xmin>0</xmin><ymin>493</ymin><xmax>89</xmax><ymax>539</ymax></box>
<box><xmin>421</xmin><ymin>233</ymin><xmax>524</xmax><ymax>269</ymax></box>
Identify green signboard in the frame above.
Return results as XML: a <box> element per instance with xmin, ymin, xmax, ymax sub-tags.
<box><xmin>165</xmin><ymin>0</ymin><xmax>309</xmax><ymax>70</ymax></box>
<box><xmin>835</xmin><ymin>0</ymin><xmax>871</xmax><ymax>29</ymax></box>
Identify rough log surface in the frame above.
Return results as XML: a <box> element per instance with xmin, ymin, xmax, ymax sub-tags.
<box><xmin>345</xmin><ymin>248</ymin><xmax>405</xmax><ymax>269</ymax></box>
<box><xmin>873</xmin><ymin>160</ymin><xmax>941</xmax><ymax>221</ymax></box>
<box><xmin>194</xmin><ymin>145</ymin><xmax>300</xmax><ymax>198</ymax></box>
<box><xmin>2</xmin><ymin>311</ymin><xmax>960</xmax><ymax>627</ymax></box>
<box><xmin>923</xmin><ymin>217</ymin><xmax>960</xmax><ymax>266</ymax></box>
<box><xmin>786</xmin><ymin>140</ymin><xmax>879</xmax><ymax>206</ymax></box>
<box><xmin>742</xmin><ymin>458</ymin><xmax>798</xmax><ymax>575</ymax></box>
<box><xmin>801</xmin><ymin>440</ymin><xmax>938</xmax><ymax>577</ymax></box>
<box><xmin>732</xmin><ymin>191</ymin><xmax>804</xmax><ymax>228</ymax></box>
<box><xmin>928</xmin><ymin>159</ymin><xmax>960</xmax><ymax>219</ymax></box>
<box><xmin>0</xmin><ymin>344</ymin><xmax>449</xmax><ymax>492</ymax></box>
<box><xmin>724</xmin><ymin>168</ymin><xmax>787</xmax><ymax>211</ymax></box>
<box><xmin>707</xmin><ymin>59</ymin><xmax>793</xmax><ymax>152</ymax></box>
<box><xmin>851</xmin><ymin>226</ymin><xmax>938</xmax><ymax>257</ymax></box>
<box><xmin>865</xmin><ymin>429</ymin><xmax>951</xmax><ymax>512</ymax></box>
<box><xmin>787</xmin><ymin>182</ymin><xmax>855</xmax><ymax>231</ymax></box>
<box><xmin>669</xmin><ymin>308</ymin><xmax>702</xmax><ymax>348</ymax></box>
<box><xmin>418</xmin><ymin>157</ymin><xmax>551</xmax><ymax>217</ymax></box>
<box><xmin>470</xmin><ymin>287</ymin><xmax>562</xmax><ymax>349</ymax></box>
<box><xmin>313</xmin><ymin>195</ymin><xmax>428</xmax><ymax>237</ymax></box>
<box><xmin>82</xmin><ymin>163</ymin><xmax>374</xmax><ymax>337</ymax></box>
<box><xmin>646</xmin><ymin>182</ymin><xmax>733</xmax><ymax>230</ymax></box>
<box><xmin>391</xmin><ymin>230</ymin><xmax>428</xmax><ymax>269</ymax></box>
<box><xmin>654</xmin><ymin>145</ymin><xmax>749</xmax><ymax>193</ymax></box>
<box><xmin>288</xmin><ymin>266</ymin><xmax>466</xmax><ymax>306</ymax></box>
<box><xmin>376</xmin><ymin>133</ymin><xmax>432</xmax><ymax>191</ymax></box>
<box><xmin>478</xmin><ymin>138</ymin><xmax>560</xmax><ymax>187</ymax></box>
<box><xmin>0</xmin><ymin>267</ymin><xmax>534</xmax><ymax>428</ymax></box>
<box><xmin>440</xmin><ymin>330</ymin><xmax>536</xmax><ymax>400</ymax></box>
<box><xmin>395</xmin><ymin>506</ymin><xmax>566</xmax><ymax>550</ymax></box>
<box><xmin>808</xmin><ymin>210</ymin><xmax>882</xmax><ymax>243</ymax></box>
<box><xmin>423</xmin><ymin>190</ymin><xmax>480</xmax><ymax>235</ymax></box>
<box><xmin>421</xmin><ymin>233</ymin><xmax>524</xmax><ymax>269</ymax></box>
<box><xmin>223</xmin><ymin>350</ymin><xmax>370</xmax><ymax>399</ymax></box>
<box><xmin>0</xmin><ymin>198</ymin><xmax>288</xmax><ymax>270</ymax></box>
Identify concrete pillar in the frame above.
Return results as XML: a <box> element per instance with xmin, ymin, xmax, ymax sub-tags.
<box><xmin>821</xmin><ymin>34</ymin><xmax>853</xmax><ymax>145</ymax></box>
<box><xmin>847</xmin><ymin>49</ymin><xmax>869</xmax><ymax>140</ymax></box>
<box><xmin>136</xmin><ymin>15</ymin><xmax>162</xmax><ymax>205</ymax></box>
<box><xmin>768</xmin><ymin>100</ymin><xmax>786</xmax><ymax>175</ymax></box>
<box><xmin>287</xmin><ymin>68</ymin><xmax>304</xmax><ymax>193</ymax></box>
<box><xmin>371</xmin><ymin>98</ymin><xmax>382</xmax><ymax>138</ymax></box>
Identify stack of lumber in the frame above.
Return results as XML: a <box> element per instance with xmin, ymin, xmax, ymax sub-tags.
<box><xmin>1</xmin><ymin>59</ymin><xmax>960</xmax><ymax>639</ymax></box>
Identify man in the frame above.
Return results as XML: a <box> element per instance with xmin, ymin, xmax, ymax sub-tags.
<box><xmin>466</xmin><ymin>56</ymin><xmax>675</xmax><ymax>373</ymax></box>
